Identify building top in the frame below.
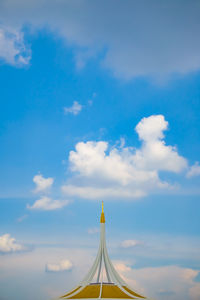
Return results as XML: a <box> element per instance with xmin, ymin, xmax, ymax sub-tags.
<box><xmin>59</xmin><ymin>202</ymin><xmax>148</xmax><ymax>300</ymax></box>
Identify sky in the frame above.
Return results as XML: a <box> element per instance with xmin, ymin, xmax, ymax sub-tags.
<box><xmin>0</xmin><ymin>1</ymin><xmax>200</xmax><ymax>299</ymax></box>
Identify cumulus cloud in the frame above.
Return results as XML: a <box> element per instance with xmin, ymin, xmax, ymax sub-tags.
<box><xmin>29</xmin><ymin>173</ymin><xmax>71</xmax><ymax>211</ymax></box>
<box><xmin>0</xmin><ymin>234</ymin><xmax>24</xmax><ymax>253</ymax></box>
<box><xmin>134</xmin><ymin>115</ymin><xmax>187</xmax><ymax>173</ymax></box>
<box><xmin>62</xmin><ymin>115</ymin><xmax>188</xmax><ymax>200</ymax></box>
<box><xmin>27</xmin><ymin>196</ymin><xmax>69</xmax><ymax>211</ymax></box>
<box><xmin>1</xmin><ymin>1</ymin><xmax>200</xmax><ymax>79</ymax></box>
<box><xmin>46</xmin><ymin>259</ymin><xmax>73</xmax><ymax>272</ymax></box>
<box><xmin>64</xmin><ymin>101</ymin><xmax>83</xmax><ymax>115</ymax></box>
<box><xmin>186</xmin><ymin>162</ymin><xmax>200</xmax><ymax>178</ymax></box>
<box><xmin>0</xmin><ymin>26</ymin><xmax>30</xmax><ymax>66</ymax></box>
<box><xmin>121</xmin><ymin>240</ymin><xmax>143</xmax><ymax>248</ymax></box>
<box><xmin>33</xmin><ymin>174</ymin><xmax>54</xmax><ymax>193</ymax></box>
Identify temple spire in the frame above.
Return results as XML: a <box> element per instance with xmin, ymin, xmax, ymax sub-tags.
<box><xmin>60</xmin><ymin>201</ymin><xmax>147</xmax><ymax>300</ymax></box>
<box><xmin>100</xmin><ymin>200</ymin><xmax>105</xmax><ymax>223</ymax></box>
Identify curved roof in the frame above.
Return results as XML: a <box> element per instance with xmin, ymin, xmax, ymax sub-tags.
<box><xmin>61</xmin><ymin>284</ymin><xmax>145</xmax><ymax>299</ymax></box>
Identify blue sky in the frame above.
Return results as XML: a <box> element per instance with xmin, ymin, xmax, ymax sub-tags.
<box><xmin>0</xmin><ymin>1</ymin><xmax>200</xmax><ymax>300</ymax></box>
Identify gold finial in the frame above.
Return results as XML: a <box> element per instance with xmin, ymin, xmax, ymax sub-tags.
<box><xmin>100</xmin><ymin>201</ymin><xmax>105</xmax><ymax>223</ymax></box>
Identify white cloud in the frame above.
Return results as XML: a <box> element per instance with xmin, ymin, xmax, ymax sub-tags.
<box><xmin>64</xmin><ymin>101</ymin><xmax>83</xmax><ymax>115</ymax></box>
<box><xmin>0</xmin><ymin>26</ymin><xmax>30</xmax><ymax>66</ymax></box>
<box><xmin>186</xmin><ymin>162</ymin><xmax>200</xmax><ymax>178</ymax></box>
<box><xmin>136</xmin><ymin>114</ymin><xmax>168</xmax><ymax>142</ymax></box>
<box><xmin>46</xmin><ymin>259</ymin><xmax>73</xmax><ymax>272</ymax></box>
<box><xmin>27</xmin><ymin>196</ymin><xmax>69</xmax><ymax>211</ymax></box>
<box><xmin>33</xmin><ymin>174</ymin><xmax>54</xmax><ymax>193</ymax></box>
<box><xmin>62</xmin><ymin>115</ymin><xmax>187</xmax><ymax>200</ymax></box>
<box><xmin>30</xmin><ymin>173</ymin><xmax>70</xmax><ymax>211</ymax></box>
<box><xmin>0</xmin><ymin>234</ymin><xmax>24</xmax><ymax>253</ymax></box>
<box><xmin>1</xmin><ymin>1</ymin><xmax>200</xmax><ymax>78</ymax></box>
<box><xmin>134</xmin><ymin>115</ymin><xmax>187</xmax><ymax>173</ymax></box>
<box><xmin>122</xmin><ymin>265</ymin><xmax>200</xmax><ymax>300</ymax></box>
<box><xmin>121</xmin><ymin>240</ymin><xmax>143</xmax><ymax>248</ymax></box>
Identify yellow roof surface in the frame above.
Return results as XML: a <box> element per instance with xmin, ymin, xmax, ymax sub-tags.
<box><xmin>60</xmin><ymin>284</ymin><xmax>145</xmax><ymax>299</ymax></box>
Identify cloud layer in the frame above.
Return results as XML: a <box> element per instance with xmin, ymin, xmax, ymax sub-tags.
<box><xmin>1</xmin><ymin>1</ymin><xmax>200</xmax><ymax>79</ymax></box>
<box><xmin>0</xmin><ymin>234</ymin><xmax>24</xmax><ymax>253</ymax></box>
<box><xmin>62</xmin><ymin>115</ymin><xmax>188</xmax><ymax>200</ymax></box>
<box><xmin>0</xmin><ymin>236</ymin><xmax>200</xmax><ymax>299</ymax></box>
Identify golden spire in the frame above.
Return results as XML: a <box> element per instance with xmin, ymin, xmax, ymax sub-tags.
<box><xmin>100</xmin><ymin>200</ymin><xmax>105</xmax><ymax>223</ymax></box>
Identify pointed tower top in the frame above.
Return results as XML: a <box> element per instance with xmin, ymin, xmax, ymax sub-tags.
<box><xmin>60</xmin><ymin>201</ymin><xmax>147</xmax><ymax>300</ymax></box>
<box><xmin>100</xmin><ymin>201</ymin><xmax>105</xmax><ymax>223</ymax></box>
